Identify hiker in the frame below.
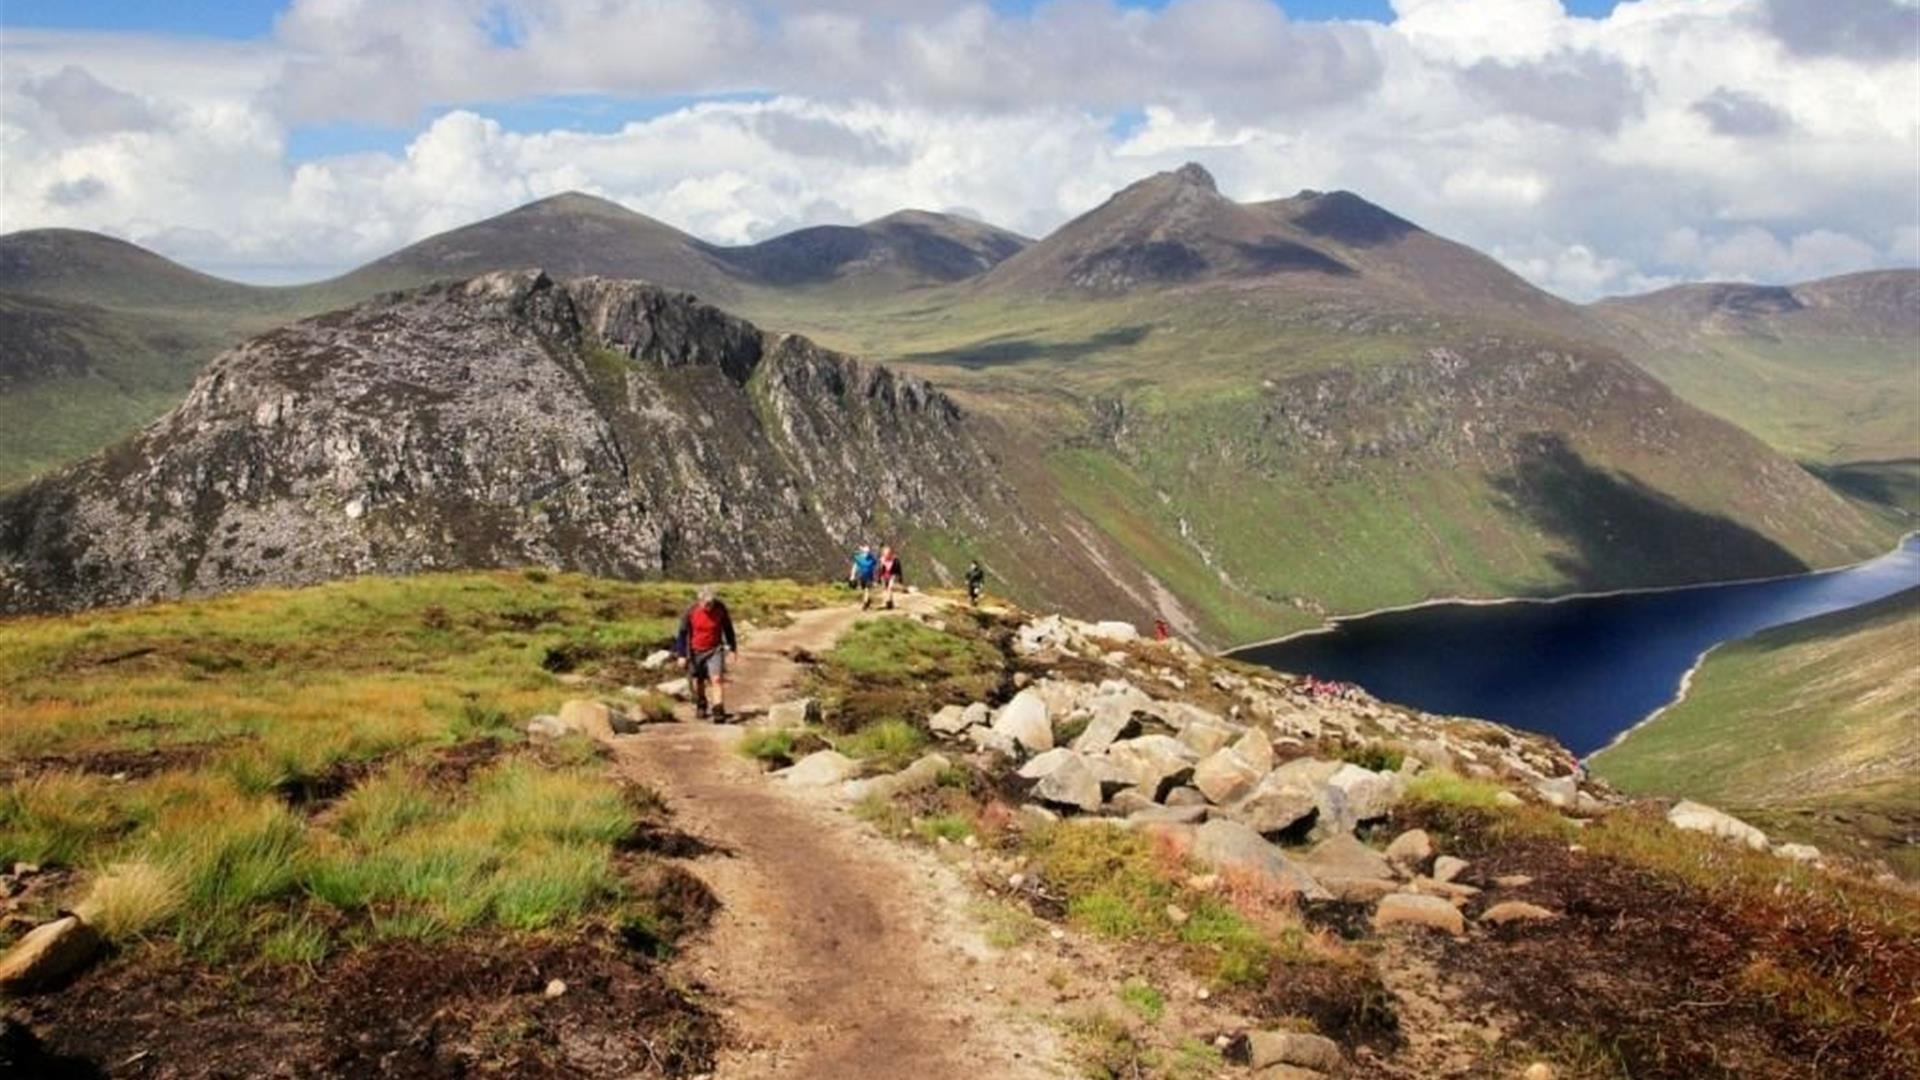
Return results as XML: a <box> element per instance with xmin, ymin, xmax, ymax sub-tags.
<box><xmin>675</xmin><ymin>586</ymin><xmax>738</xmax><ymax>721</ymax></box>
<box><xmin>1154</xmin><ymin>618</ymin><xmax>1170</xmax><ymax>642</ymax></box>
<box><xmin>965</xmin><ymin>559</ymin><xmax>987</xmax><ymax>606</ymax></box>
<box><xmin>849</xmin><ymin>544</ymin><xmax>879</xmax><ymax>609</ymax></box>
<box><xmin>876</xmin><ymin>544</ymin><xmax>904</xmax><ymax>610</ymax></box>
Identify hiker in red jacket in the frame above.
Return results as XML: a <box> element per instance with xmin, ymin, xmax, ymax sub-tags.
<box><xmin>876</xmin><ymin>545</ymin><xmax>904</xmax><ymax>610</ymax></box>
<box><xmin>674</xmin><ymin>586</ymin><xmax>739</xmax><ymax>721</ymax></box>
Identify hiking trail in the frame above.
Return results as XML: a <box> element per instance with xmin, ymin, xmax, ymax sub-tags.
<box><xmin>614</xmin><ymin>595</ymin><xmax>1077</xmax><ymax>1079</ymax></box>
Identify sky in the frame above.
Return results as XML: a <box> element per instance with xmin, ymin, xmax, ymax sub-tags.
<box><xmin>1</xmin><ymin>1</ymin><xmax>1916</xmax><ymax>298</ymax></box>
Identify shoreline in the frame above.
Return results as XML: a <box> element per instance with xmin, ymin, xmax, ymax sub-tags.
<box><xmin>1226</xmin><ymin>531</ymin><xmax>1920</xmax><ymax>655</ymax></box>
<box><xmin>1588</xmin><ymin>640</ymin><xmax>1721</xmax><ymax>763</ymax></box>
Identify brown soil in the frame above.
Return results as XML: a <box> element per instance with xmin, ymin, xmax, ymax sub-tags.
<box><xmin>1</xmin><ymin>743</ymin><xmax>224</xmax><ymax>784</ymax></box>
<box><xmin>7</xmin><ymin>936</ymin><xmax>716</xmax><ymax>1079</ymax></box>
<box><xmin>617</xmin><ymin>598</ymin><xmax>1080</xmax><ymax>1079</ymax></box>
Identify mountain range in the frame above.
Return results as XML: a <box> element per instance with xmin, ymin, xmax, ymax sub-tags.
<box><xmin>1</xmin><ymin>165</ymin><xmax>1911</xmax><ymax>638</ymax></box>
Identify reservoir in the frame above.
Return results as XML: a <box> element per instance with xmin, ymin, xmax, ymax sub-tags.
<box><xmin>1233</xmin><ymin>535</ymin><xmax>1920</xmax><ymax>755</ymax></box>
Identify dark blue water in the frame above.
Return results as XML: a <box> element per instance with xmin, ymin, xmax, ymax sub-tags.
<box><xmin>1234</xmin><ymin>536</ymin><xmax>1920</xmax><ymax>755</ymax></box>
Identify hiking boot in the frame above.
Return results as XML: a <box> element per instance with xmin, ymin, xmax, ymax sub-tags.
<box><xmin>710</xmin><ymin>705</ymin><xmax>729</xmax><ymax>723</ymax></box>
<box><xmin>694</xmin><ymin>701</ymin><xmax>709</xmax><ymax>720</ymax></box>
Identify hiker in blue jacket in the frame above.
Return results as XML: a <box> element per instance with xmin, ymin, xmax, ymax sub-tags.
<box><xmin>849</xmin><ymin>544</ymin><xmax>880</xmax><ymax>610</ymax></box>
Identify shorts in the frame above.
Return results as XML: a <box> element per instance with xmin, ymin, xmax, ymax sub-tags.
<box><xmin>855</xmin><ymin>573</ymin><xmax>876</xmax><ymax>588</ymax></box>
<box><xmin>689</xmin><ymin>648</ymin><xmax>727</xmax><ymax>680</ymax></box>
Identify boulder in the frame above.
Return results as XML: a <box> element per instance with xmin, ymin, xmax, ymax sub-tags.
<box><xmin>1297</xmin><ymin>834</ymin><xmax>1397</xmax><ymax>900</ymax></box>
<box><xmin>655</xmin><ymin>677</ymin><xmax>691</xmax><ymax>699</ymax></box>
<box><xmin>962</xmin><ymin>702</ymin><xmax>992</xmax><ymax>729</ymax></box>
<box><xmin>1374</xmin><ymin>892</ymin><xmax>1465</xmax><ymax>936</ymax></box>
<box><xmin>1162</xmin><ymin>701</ymin><xmax>1229</xmax><ymax>733</ymax></box>
<box><xmin>1481</xmin><ymin>901</ymin><xmax>1557</xmax><ymax>925</ymax></box>
<box><xmin>1176</xmin><ymin>717</ymin><xmax>1239</xmax><ymax>757</ymax></box>
<box><xmin>1495</xmin><ymin>790</ymin><xmax>1525</xmax><ymax>808</ymax></box>
<box><xmin>0</xmin><ymin>915</ymin><xmax>102</xmax><ymax>993</ymax></box>
<box><xmin>525</xmin><ymin>715</ymin><xmax>567</xmax><ymax>739</ymax></box>
<box><xmin>1104</xmin><ymin>736</ymin><xmax>1197</xmax><ymax>797</ymax></box>
<box><xmin>1193</xmin><ymin>748</ymin><xmax>1263</xmax><ymax>805</ymax></box>
<box><xmin>1105</xmin><ymin>788</ymin><xmax>1158</xmax><ymax>815</ymax></box>
<box><xmin>1773</xmin><ymin>842</ymin><xmax>1821</xmax><ymax>864</ymax></box>
<box><xmin>1033</xmin><ymin>755</ymin><xmax>1106</xmax><ymax>813</ymax></box>
<box><xmin>928</xmin><ymin>704</ymin><xmax>974</xmax><ymax>736</ymax></box>
<box><xmin>780</xmin><ymin>750</ymin><xmax>862</xmax><ymax>786</ymax></box>
<box><xmin>1017</xmin><ymin>748</ymin><xmax>1077</xmax><ymax>780</ymax></box>
<box><xmin>1384</xmin><ymin>828</ymin><xmax>1433</xmax><ymax>870</ymax></box>
<box><xmin>967</xmin><ymin>725</ymin><xmax>1019</xmax><ymax>757</ymax></box>
<box><xmin>1231</xmin><ymin>728</ymin><xmax>1275</xmax><ymax>774</ymax></box>
<box><xmin>1220</xmin><ymin>773</ymin><xmax>1318</xmax><ymax>837</ymax></box>
<box><xmin>847</xmin><ymin>753</ymin><xmax>953</xmax><ymax>802</ymax></box>
<box><xmin>1534</xmin><ymin>775</ymin><xmax>1579</xmax><ymax>809</ymax></box>
<box><xmin>1189</xmin><ymin>820</ymin><xmax>1331</xmax><ymax>900</ymax></box>
<box><xmin>1433</xmin><ymin>855</ymin><xmax>1469</xmax><ymax>884</ymax></box>
<box><xmin>1408</xmin><ymin>876</ymin><xmax>1479</xmax><ymax>900</ymax></box>
<box><xmin>764</xmin><ymin>698</ymin><xmax>821</xmax><ymax>730</ymax></box>
<box><xmin>1087</xmin><ymin>620</ymin><xmax>1141</xmax><ymax>642</ymax></box>
<box><xmin>1269</xmin><ymin>756</ymin><xmax>1342</xmax><ymax>789</ymax></box>
<box><xmin>1667</xmin><ymin>799</ymin><xmax>1769</xmax><ymax>851</ymax></box>
<box><xmin>1070</xmin><ymin>696</ymin><xmax>1146</xmax><ymax>755</ymax></box>
<box><xmin>556</xmin><ymin>699</ymin><xmax>616</xmax><ymax>741</ymax></box>
<box><xmin>1316</xmin><ymin>763</ymin><xmax>1402</xmax><ymax>835</ymax></box>
<box><xmin>1128</xmin><ymin>805</ymin><xmax>1208</xmax><ymax>826</ymax></box>
<box><xmin>992</xmin><ymin>690</ymin><xmax>1053</xmax><ymax>754</ymax></box>
<box><xmin>1164</xmin><ymin>785</ymin><xmax>1209</xmax><ymax>807</ymax></box>
<box><xmin>642</xmin><ymin>649</ymin><xmax>675</xmax><ymax>669</ymax></box>
<box><xmin>1246</xmin><ymin>1030</ymin><xmax>1342</xmax><ymax>1072</ymax></box>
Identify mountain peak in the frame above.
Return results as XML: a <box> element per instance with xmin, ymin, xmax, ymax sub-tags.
<box><xmin>1171</xmin><ymin>162</ymin><xmax>1218</xmax><ymax>192</ymax></box>
<box><xmin>512</xmin><ymin>191</ymin><xmax>639</xmax><ymax>218</ymax></box>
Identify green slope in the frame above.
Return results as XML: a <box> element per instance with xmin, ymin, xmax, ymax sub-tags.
<box><xmin>1593</xmin><ymin>586</ymin><xmax>1920</xmax><ymax>874</ymax></box>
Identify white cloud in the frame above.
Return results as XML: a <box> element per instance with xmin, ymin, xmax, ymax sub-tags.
<box><xmin>0</xmin><ymin>0</ymin><xmax>1914</xmax><ymax>297</ymax></box>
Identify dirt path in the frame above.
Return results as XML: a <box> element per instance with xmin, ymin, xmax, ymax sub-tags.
<box><xmin>615</xmin><ymin>597</ymin><xmax>1075</xmax><ymax>1079</ymax></box>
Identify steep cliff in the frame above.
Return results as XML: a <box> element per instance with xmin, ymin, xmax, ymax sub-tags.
<box><xmin>0</xmin><ymin>271</ymin><xmax>1013</xmax><ymax>612</ymax></box>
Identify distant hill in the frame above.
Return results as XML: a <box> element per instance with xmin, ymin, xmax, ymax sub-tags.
<box><xmin>1592</xmin><ymin>269</ymin><xmax>1920</xmax><ymax>465</ymax></box>
<box><xmin>1594</xmin><ymin>585</ymin><xmax>1920</xmax><ymax>877</ymax></box>
<box><xmin>0</xmin><ymin>228</ymin><xmax>266</xmax><ymax>310</ymax></box>
<box><xmin>720</xmin><ymin>209</ymin><xmax>1029</xmax><ymax>290</ymax></box>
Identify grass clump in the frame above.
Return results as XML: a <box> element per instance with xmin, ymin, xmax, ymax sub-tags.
<box><xmin>811</xmin><ymin>617</ymin><xmax>1003</xmax><ymax>733</ymax></box>
<box><xmin>75</xmin><ymin>860</ymin><xmax>185</xmax><ymax>941</ymax></box>
<box><xmin>1405</xmin><ymin>769</ymin><xmax>1510</xmax><ymax>810</ymax></box>
<box><xmin>1118</xmin><ymin>979</ymin><xmax>1165</xmax><ymax>1022</ymax></box>
<box><xmin>1338</xmin><ymin>742</ymin><xmax>1406</xmax><ymax>773</ymax></box>
<box><xmin>832</xmin><ymin>719</ymin><xmax>927</xmax><ymax>771</ymax></box>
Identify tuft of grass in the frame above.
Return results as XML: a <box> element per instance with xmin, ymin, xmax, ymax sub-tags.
<box><xmin>75</xmin><ymin>860</ymin><xmax>184</xmax><ymax>941</ymax></box>
<box><xmin>913</xmin><ymin>813</ymin><xmax>974</xmax><ymax>843</ymax></box>
<box><xmin>1119</xmin><ymin>980</ymin><xmax>1165</xmax><ymax>1023</ymax></box>
<box><xmin>810</xmin><ymin>617</ymin><xmax>1004</xmax><ymax>733</ymax></box>
<box><xmin>833</xmin><ymin>719</ymin><xmax>927</xmax><ymax>772</ymax></box>
<box><xmin>1338</xmin><ymin>742</ymin><xmax>1406</xmax><ymax>773</ymax></box>
<box><xmin>1405</xmin><ymin>769</ymin><xmax>1510</xmax><ymax>810</ymax></box>
<box><xmin>738</xmin><ymin>728</ymin><xmax>799</xmax><ymax>764</ymax></box>
<box><xmin>260</xmin><ymin>914</ymin><xmax>331</xmax><ymax>967</ymax></box>
<box><xmin>0</xmin><ymin>772</ymin><xmax>126</xmax><ymax>866</ymax></box>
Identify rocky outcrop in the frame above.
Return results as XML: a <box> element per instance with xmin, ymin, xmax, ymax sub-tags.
<box><xmin>0</xmin><ymin>271</ymin><xmax>1013</xmax><ymax>613</ymax></box>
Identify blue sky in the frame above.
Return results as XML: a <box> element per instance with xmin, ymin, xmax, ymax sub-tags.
<box><xmin>0</xmin><ymin>0</ymin><xmax>1631</xmax><ymax>37</ymax></box>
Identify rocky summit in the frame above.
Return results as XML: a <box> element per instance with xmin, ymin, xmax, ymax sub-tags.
<box><xmin>0</xmin><ymin>270</ymin><xmax>1011</xmax><ymax>613</ymax></box>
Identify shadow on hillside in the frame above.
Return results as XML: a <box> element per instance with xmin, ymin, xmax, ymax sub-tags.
<box><xmin>907</xmin><ymin>325</ymin><xmax>1151</xmax><ymax>369</ymax></box>
<box><xmin>1494</xmin><ymin>433</ymin><xmax>1808</xmax><ymax>590</ymax></box>
<box><xmin>1806</xmin><ymin>458</ymin><xmax>1920</xmax><ymax>518</ymax></box>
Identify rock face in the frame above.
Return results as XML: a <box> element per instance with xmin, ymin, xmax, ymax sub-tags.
<box><xmin>0</xmin><ymin>271</ymin><xmax>1014</xmax><ymax>613</ymax></box>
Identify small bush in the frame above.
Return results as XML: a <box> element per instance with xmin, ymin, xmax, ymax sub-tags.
<box><xmin>76</xmin><ymin>860</ymin><xmax>184</xmax><ymax>941</ymax></box>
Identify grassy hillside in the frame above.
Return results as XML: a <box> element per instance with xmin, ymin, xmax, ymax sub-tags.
<box><xmin>1593</xmin><ymin>585</ymin><xmax>1920</xmax><ymax>875</ymax></box>
<box><xmin>1594</xmin><ymin>271</ymin><xmax>1920</xmax><ymax>467</ymax></box>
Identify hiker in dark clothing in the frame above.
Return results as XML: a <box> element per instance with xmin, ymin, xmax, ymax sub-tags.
<box><xmin>877</xmin><ymin>545</ymin><xmax>904</xmax><ymax>610</ymax></box>
<box><xmin>674</xmin><ymin>585</ymin><xmax>738</xmax><ymax>721</ymax></box>
<box><xmin>965</xmin><ymin>560</ymin><xmax>987</xmax><ymax>606</ymax></box>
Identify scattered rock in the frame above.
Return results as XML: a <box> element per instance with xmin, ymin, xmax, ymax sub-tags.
<box><xmin>1016</xmin><ymin>748</ymin><xmax>1077</xmax><ymax>780</ymax></box>
<box><xmin>655</xmin><ymin>677</ymin><xmax>691</xmax><ymax>699</ymax></box>
<box><xmin>1773</xmin><ymin>842</ymin><xmax>1821</xmax><ymax>864</ymax></box>
<box><xmin>1297</xmin><ymin>834</ymin><xmax>1397</xmax><ymax>901</ymax></box>
<box><xmin>1494</xmin><ymin>791</ymin><xmax>1524</xmax><ymax>808</ymax></box>
<box><xmin>1070</xmin><ymin>697</ymin><xmax>1145</xmax><ymax>755</ymax></box>
<box><xmin>961</xmin><ymin>702</ymin><xmax>991</xmax><ymax>729</ymax></box>
<box><xmin>1433</xmin><ymin>855</ymin><xmax>1469</xmax><ymax>884</ymax></box>
<box><xmin>1087</xmin><ymin>620</ymin><xmax>1140</xmax><ymax>642</ymax></box>
<box><xmin>556</xmin><ymin>699</ymin><xmax>616</xmax><ymax>741</ymax></box>
<box><xmin>1481</xmin><ymin>901</ymin><xmax>1557</xmax><ymax>925</ymax></box>
<box><xmin>1193</xmin><ymin>748</ymin><xmax>1263</xmax><ymax>805</ymax></box>
<box><xmin>992</xmin><ymin>689</ymin><xmax>1054</xmax><ymax>754</ymax></box>
<box><xmin>1033</xmin><ymin>754</ymin><xmax>1105</xmax><ymax>813</ymax></box>
<box><xmin>1220</xmin><ymin>773</ymin><xmax>1318</xmax><ymax>837</ymax></box>
<box><xmin>1232</xmin><ymin>728</ymin><xmax>1275</xmax><ymax>773</ymax></box>
<box><xmin>1321</xmin><ymin>763</ymin><xmax>1403</xmax><ymax>828</ymax></box>
<box><xmin>1128</xmin><ymin>805</ymin><xmax>1208</xmax><ymax>826</ymax></box>
<box><xmin>1164</xmin><ymin>785</ymin><xmax>1209</xmax><ymax>807</ymax></box>
<box><xmin>641</xmin><ymin>649</ymin><xmax>675</xmax><ymax>669</ymax></box>
<box><xmin>1105</xmin><ymin>736</ymin><xmax>1197</xmax><ymax>797</ymax></box>
<box><xmin>848</xmin><ymin>753</ymin><xmax>952</xmax><ymax>802</ymax></box>
<box><xmin>1494</xmin><ymin>873</ymin><xmax>1533</xmax><ymax>888</ymax></box>
<box><xmin>1177</xmin><ymin>717</ymin><xmax>1239</xmax><ymax>757</ymax></box>
<box><xmin>1374</xmin><ymin>892</ymin><xmax>1466</xmax><ymax>936</ymax></box>
<box><xmin>1534</xmin><ymin>775</ymin><xmax>1578</xmax><ymax>809</ymax></box>
<box><xmin>1522</xmin><ymin>1064</ymin><xmax>1558</xmax><ymax>1080</ymax></box>
<box><xmin>544</xmin><ymin>978</ymin><xmax>568</xmax><ymax>998</ymax></box>
<box><xmin>1247</xmin><ymin>1029</ymin><xmax>1342</xmax><ymax>1072</ymax></box>
<box><xmin>1667</xmin><ymin>799</ymin><xmax>1769</xmax><ymax>851</ymax></box>
<box><xmin>0</xmin><ymin>915</ymin><xmax>102</xmax><ymax>993</ymax></box>
<box><xmin>1384</xmin><ymin>828</ymin><xmax>1432</xmax><ymax>870</ymax></box>
<box><xmin>1189</xmin><ymin>820</ymin><xmax>1331</xmax><ymax>900</ymax></box>
<box><xmin>780</xmin><ymin>750</ymin><xmax>862</xmax><ymax>786</ymax></box>
<box><xmin>763</xmin><ymin>698</ymin><xmax>821</xmax><ymax>730</ymax></box>
<box><xmin>525</xmin><ymin>714</ymin><xmax>566</xmax><ymax>739</ymax></box>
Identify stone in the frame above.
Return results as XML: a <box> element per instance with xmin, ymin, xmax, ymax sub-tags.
<box><xmin>0</xmin><ymin>915</ymin><xmax>102</xmax><ymax>993</ymax></box>
<box><xmin>750</xmin><ymin>698</ymin><xmax>812</xmax><ymax>730</ymax></box>
<box><xmin>1192</xmin><ymin>748</ymin><xmax>1262</xmax><ymax>805</ymax></box>
<box><xmin>1667</xmin><ymin>800</ymin><xmax>1769</xmax><ymax>851</ymax></box>
<box><xmin>1269</xmin><ymin>756</ymin><xmax>1342</xmax><ymax>789</ymax></box>
<box><xmin>1773</xmin><ymin>842</ymin><xmax>1822</xmax><ymax>864</ymax></box>
<box><xmin>1088</xmin><ymin>620</ymin><xmax>1141</xmax><ymax>642</ymax></box>
<box><xmin>544</xmin><ymin>978</ymin><xmax>568</xmax><ymax>998</ymax></box>
<box><xmin>1164</xmin><ymin>785</ymin><xmax>1209</xmax><ymax>807</ymax></box>
<box><xmin>1104</xmin><ymin>736</ymin><xmax>1197</xmax><ymax>797</ymax></box>
<box><xmin>992</xmin><ymin>689</ymin><xmax>1054</xmax><ymax>754</ymax></box>
<box><xmin>1433</xmin><ymin>855</ymin><xmax>1470</xmax><ymax>884</ymax></box>
<box><xmin>1070</xmin><ymin>697</ymin><xmax>1146</xmax><ymax>755</ymax></box>
<box><xmin>1481</xmin><ymin>901</ymin><xmax>1557</xmax><ymax>925</ymax></box>
<box><xmin>1220</xmin><ymin>773</ymin><xmax>1318</xmax><ymax>837</ymax></box>
<box><xmin>967</xmin><ymin>725</ymin><xmax>1019</xmax><ymax>757</ymax></box>
<box><xmin>1408</xmin><ymin>876</ymin><xmax>1479</xmax><ymax>900</ymax></box>
<box><xmin>641</xmin><ymin>649</ymin><xmax>675</xmax><ymax>669</ymax></box>
<box><xmin>1495</xmin><ymin>791</ymin><xmax>1525</xmax><ymax>808</ymax></box>
<box><xmin>1297</xmin><ymin>834</ymin><xmax>1397</xmax><ymax>901</ymax></box>
<box><xmin>1522</xmin><ymin>1064</ymin><xmax>1558</xmax><ymax>1080</ymax></box>
<box><xmin>1384</xmin><ymin>828</ymin><xmax>1433</xmax><ymax>870</ymax></box>
<box><xmin>928</xmin><ymin>704</ymin><xmax>972</xmax><ymax>736</ymax></box>
<box><xmin>1323</xmin><ymin>763</ymin><xmax>1403</xmax><ymax>823</ymax></box>
<box><xmin>525</xmin><ymin>715</ymin><xmax>567</xmax><ymax>739</ymax></box>
<box><xmin>1534</xmin><ymin>775</ymin><xmax>1579</xmax><ymax>809</ymax></box>
<box><xmin>848</xmin><ymin>753</ymin><xmax>953</xmax><ymax>802</ymax></box>
<box><xmin>1177</xmin><ymin>717</ymin><xmax>1239</xmax><ymax>757</ymax></box>
<box><xmin>1373</xmin><ymin>892</ymin><xmax>1466</xmax><ymax>936</ymax></box>
<box><xmin>1252</xmin><ymin>1067</ymin><xmax>1324</xmax><ymax>1080</ymax></box>
<box><xmin>655</xmin><ymin>677</ymin><xmax>691</xmax><ymax>699</ymax></box>
<box><xmin>556</xmin><ymin>699</ymin><xmax>616</xmax><ymax>741</ymax></box>
<box><xmin>780</xmin><ymin>750</ymin><xmax>862</xmax><ymax>786</ymax></box>
<box><xmin>1128</xmin><ymin>804</ymin><xmax>1209</xmax><ymax>826</ymax></box>
<box><xmin>1231</xmin><ymin>727</ymin><xmax>1275</xmax><ymax>774</ymax></box>
<box><xmin>1188</xmin><ymin>820</ymin><xmax>1331</xmax><ymax>900</ymax></box>
<box><xmin>1033</xmin><ymin>755</ymin><xmax>1105</xmax><ymax>813</ymax></box>
<box><xmin>1246</xmin><ymin>1030</ymin><xmax>1342</xmax><ymax>1072</ymax></box>
<box><xmin>1017</xmin><ymin>748</ymin><xmax>1077</xmax><ymax>780</ymax></box>
<box><xmin>1494</xmin><ymin>874</ymin><xmax>1533</xmax><ymax>888</ymax></box>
